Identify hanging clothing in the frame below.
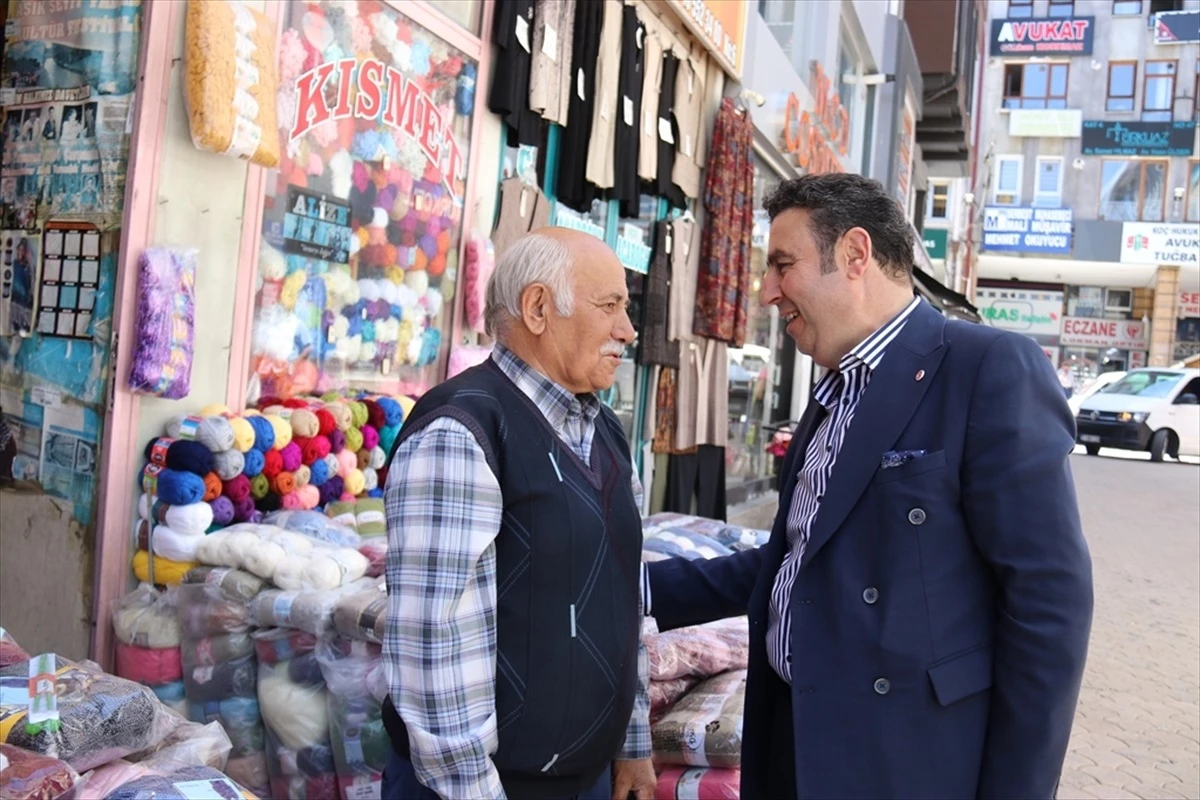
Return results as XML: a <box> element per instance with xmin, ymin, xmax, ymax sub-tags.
<box><xmin>651</xmin><ymin>367</ymin><xmax>678</xmax><ymax>454</ymax></box>
<box><xmin>529</xmin><ymin>0</ymin><xmax>575</xmax><ymax>127</ymax></box>
<box><xmin>655</xmin><ymin>52</ymin><xmax>686</xmax><ymax>209</ymax></box>
<box><xmin>671</xmin><ymin>53</ymin><xmax>707</xmax><ymax>201</ymax></box>
<box><xmin>556</xmin><ymin>0</ymin><xmax>605</xmax><ymax>212</ymax></box>
<box><xmin>693</xmin><ymin>98</ymin><xmax>754</xmax><ymax>346</ymax></box>
<box><xmin>675</xmin><ymin>337</ymin><xmax>729</xmax><ymax>450</ymax></box>
<box><xmin>585</xmin><ymin>0</ymin><xmax>624</xmax><ymax>192</ymax></box>
<box><xmin>612</xmin><ymin>4</ymin><xmax>646</xmax><ymax>218</ymax></box>
<box><xmin>637</xmin><ymin>20</ymin><xmax>665</xmax><ymax>184</ymax></box>
<box><xmin>667</xmin><ymin>216</ymin><xmax>699</xmax><ymax>343</ymax></box>
<box><xmin>491</xmin><ymin>177</ymin><xmax>551</xmax><ymax>259</ymax></box>
<box><xmin>664</xmin><ymin>445</ymin><xmax>727</xmax><ymax>521</ymax></box>
<box><xmin>488</xmin><ymin>0</ymin><xmax>541</xmax><ymax>146</ymax></box>
<box><xmin>638</xmin><ymin>221</ymin><xmax>679</xmax><ymax>368</ymax></box>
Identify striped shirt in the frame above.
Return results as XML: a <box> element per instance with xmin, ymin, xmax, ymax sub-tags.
<box><xmin>383</xmin><ymin>344</ymin><xmax>651</xmax><ymax>800</ymax></box>
<box><xmin>767</xmin><ymin>297</ymin><xmax>921</xmax><ymax>682</ymax></box>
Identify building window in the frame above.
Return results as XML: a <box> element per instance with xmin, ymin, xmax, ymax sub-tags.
<box><xmin>928</xmin><ymin>183</ymin><xmax>950</xmax><ymax>220</ymax></box>
<box><xmin>1113</xmin><ymin>0</ymin><xmax>1143</xmax><ymax>13</ymax></box>
<box><xmin>1187</xmin><ymin>160</ymin><xmax>1200</xmax><ymax>222</ymax></box>
<box><xmin>1106</xmin><ymin>289</ymin><xmax>1134</xmax><ymax>312</ymax></box>
<box><xmin>1149</xmin><ymin>0</ymin><xmax>1184</xmax><ymax>13</ymax></box>
<box><xmin>1100</xmin><ymin>159</ymin><xmax>1168</xmax><ymax>221</ymax></box>
<box><xmin>1003</xmin><ymin>63</ymin><xmax>1069</xmax><ymax>110</ymax></box>
<box><xmin>1106</xmin><ymin>62</ymin><xmax>1137</xmax><ymax>112</ymax></box>
<box><xmin>1142</xmin><ymin>61</ymin><xmax>1176</xmax><ymax>122</ymax></box>
<box><xmin>1048</xmin><ymin>0</ymin><xmax>1075</xmax><ymax>16</ymax></box>
<box><xmin>1034</xmin><ymin>157</ymin><xmax>1064</xmax><ymax>206</ymax></box>
<box><xmin>994</xmin><ymin>156</ymin><xmax>1023</xmax><ymax>206</ymax></box>
<box><xmin>1008</xmin><ymin>0</ymin><xmax>1034</xmax><ymax>17</ymax></box>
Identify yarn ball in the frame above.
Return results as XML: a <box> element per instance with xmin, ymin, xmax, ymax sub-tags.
<box><xmin>250</xmin><ymin>474</ymin><xmax>270</xmax><ymax>499</ymax></box>
<box><xmin>369</xmin><ymin>447</ymin><xmax>386</xmax><ymax>470</ymax></box>
<box><xmin>212</xmin><ymin>449</ymin><xmax>246</xmax><ymax>481</ymax></box>
<box><xmin>336</xmin><ymin>449</ymin><xmax>357</xmax><ymax>478</ymax></box>
<box><xmin>243</xmin><ymin>540</ymin><xmax>286</xmax><ymax>579</ymax></box>
<box><xmin>309</xmin><ymin>459</ymin><xmax>330</xmax><ymax>486</ymax></box>
<box><xmin>131</xmin><ymin>550</ymin><xmax>197</xmax><ymax>586</ymax></box>
<box><xmin>361</xmin><ymin>425</ymin><xmax>379</xmax><ymax>451</ymax></box>
<box><xmin>157</xmin><ymin>469</ymin><xmax>207</xmax><ymax>506</ymax></box>
<box><xmin>282</xmin><ymin>490</ymin><xmax>305</xmax><ymax>510</ymax></box>
<box><xmin>297</xmin><ymin>436</ymin><xmax>332</xmax><ymax>466</ymax></box>
<box><xmin>223</xmin><ymin>474</ymin><xmax>252</xmax><ymax>502</ymax></box>
<box><xmin>203</xmin><ymin>472</ymin><xmax>223</xmax><ymax>502</ymax></box>
<box><xmin>258</xmin><ymin>492</ymin><xmax>283</xmax><ymax>513</ymax></box>
<box><xmin>348</xmin><ymin>401</ymin><xmax>368</xmax><ymax>428</ymax></box>
<box><xmin>297</xmin><ymin>485</ymin><xmax>321</xmax><ymax>510</ymax></box>
<box><xmin>343</xmin><ymin>426</ymin><xmax>364</xmax><ymax>454</ymax></box>
<box><xmin>233</xmin><ymin>496</ymin><xmax>258</xmax><ymax>522</ymax></box>
<box><xmin>344</xmin><ymin>469</ymin><xmax>365</xmax><ymax>496</ymax></box>
<box><xmin>198</xmin><ymin>403</ymin><xmax>232</xmax><ymax>417</ymax></box>
<box><xmin>148</xmin><ymin>499</ymin><xmax>214</xmax><ymax>538</ymax></box>
<box><xmin>280</xmin><ymin>442</ymin><xmax>303</xmax><ymax>472</ymax></box>
<box><xmin>362</xmin><ymin>399</ymin><xmax>386</xmax><ymax>430</ymax></box>
<box><xmin>144</xmin><ymin>436</ymin><xmax>175</xmax><ymax>467</ymax></box>
<box><xmin>362</xmin><ymin>468</ymin><xmax>378</xmax><ymax>492</ymax></box>
<box><xmin>379</xmin><ymin>425</ymin><xmax>400</xmax><ymax>455</ymax></box>
<box><xmin>210</xmin><ymin>496</ymin><xmax>235</xmax><ymax>526</ymax></box>
<box><xmin>294</xmin><ymin>465</ymin><xmax>311</xmax><ymax>488</ymax></box>
<box><xmin>242</xmin><ymin>448</ymin><xmax>265</xmax><ymax>478</ymax></box>
<box><xmin>258</xmin><ymin>671</ymin><xmax>330</xmax><ymax>750</ymax></box>
<box><xmin>263</xmin><ymin>449</ymin><xmax>284</xmax><ymax>479</ymax></box>
<box><xmin>228</xmin><ymin>417</ymin><xmax>256</xmax><ymax>453</ymax></box>
<box><xmin>356</xmin><ymin>448</ymin><xmax>370</xmax><ymax>470</ymax></box>
<box><xmin>272</xmin><ymin>471</ymin><xmax>297</xmax><ymax>495</ymax></box>
<box><xmin>301</xmin><ymin>558</ymin><xmax>344</xmax><ymax>591</ymax></box>
<box><xmin>272</xmin><ymin>554</ymin><xmax>308</xmax><ymax>591</ymax></box>
<box><xmin>166</xmin><ymin>415</ymin><xmax>236</xmax><ymax>452</ymax></box>
<box><xmin>248</xmin><ymin>415</ymin><xmax>277</xmax><ymax>452</ymax></box>
<box><xmin>318</xmin><ymin>477</ymin><xmax>343</xmax><ymax>506</ymax></box>
<box><xmin>322</xmin><ymin>453</ymin><xmax>340</xmax><ymax>479</ymax></box>
<box><xmin>291</xmin><ymin>409</ymin><xmax>320</xmax><ymax>438</ymax></box>
<box><xmin>144</xmin><ymin>438</ymin><xmax>214</xmax><ymax>476</ymax></box>
<box><xmin>397</xmin><ymin>396</ymin><xmax>416</xmax><ymax>419</ymax></box>
<box><xmin>314</xmin><ymin>408</ymin><xmax>337</xmax><ymax>436</ymax></box>
<box><xmin>368</xmin><ymin>488</ymin><xmax>384</xmax><ymax>498</ymax></box>
<box><xmin>265</xmin><ymin>415</ymin><xmax>293</xmax><ymax>449</ymax></box>
<box><xmin>323</xmin><ymin>402</ymin><xmax>353</xmax><ymax>431</ymax></box>
<box><xmin>328</xmin><ymin>429</ymin><xmax>346</xmax><ymax>454</ymax></box>
<box><xmin>376</xmin><ymin>397</ymin><xmax>403</xmax><ymax>427</ymax></box>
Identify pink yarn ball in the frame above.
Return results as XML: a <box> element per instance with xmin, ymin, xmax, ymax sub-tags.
<box><xmin>340</xmin><ymin>492</ymin><xmax>357</xmax><ymax>503</ymax></box>
<box><xmin>336</xmin><ymin>449</ymin><xmax>357</xmax><ymax>478</ymax></box>
<box><xmin>361</xmin><ymin>425</ymin><xmax>380</xmax><ymax>451</ymax></box>
<box><xmin>282</xmin><ymin>491</ymin><xmax>305</xmax><ymax>510</ymax></box>
<box><xmin>297</xmin><ymin>484</ymin><xmax>321</xmax><ymax>509</ymax></box>
<box><xmin>280</xmin><ymin>442</ymin><xmax>303</xmax><ymax>472</ymax></box>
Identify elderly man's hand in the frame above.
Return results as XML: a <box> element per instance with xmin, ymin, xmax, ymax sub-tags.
<box><xmin>612</xmin><ymin>758</ymin><xmax>656</xmax><ymax>800</ymax></box>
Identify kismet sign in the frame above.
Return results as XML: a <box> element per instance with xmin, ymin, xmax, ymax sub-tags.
<box><xmin>989</xmin><ymin>16</ymin><xmax>1095</xmax><ymax>56</ymax></box>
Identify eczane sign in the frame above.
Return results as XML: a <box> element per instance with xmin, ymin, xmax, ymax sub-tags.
<box><xmin>1060</xmin><ymin>317</ymin><xmax>1146</xmax><ymax>350</ymax></box>
<box><xmin>1119</xmin><ymin>222</ymin><xmax>1200</xmax><ymax>265</ymax></box>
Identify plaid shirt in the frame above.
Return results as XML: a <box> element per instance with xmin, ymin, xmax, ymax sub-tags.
<box><xmin>384</xmin><ymin>344</ymin><xmax>651</xmax><ymax>800</ymax></box>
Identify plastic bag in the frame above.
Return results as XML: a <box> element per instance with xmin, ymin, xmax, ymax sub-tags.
<box><xmin>111</xmin><ymin>585</ymin><xmax>182</xmax><ymax>649</ymax></box>
<box><xmin>128</xmin><ymin>247</ymin><xmax>197</xmax><ymax>399</ymax></box>
<box><xmin>651</xmin><ymin>670</ymin><xmax>745</xmax><ymax>769</ymax></box>
<box><xmin>0</xmin><ymin>628</ymin><xmax>31</xmax><ymax>668</ymax></box>
<box><xmin>195</xmin><ymin>525</ymin><xmax>369</xmax><ymax>591</ymax></box>
<box><xmin>262</xmin><ymin>511</ymin><xmax>362</xmax><ymax>548</ymax></box>
<box><xmin>649</xmin><ymin>676</ymin><xmax>700</xmax><ymax>724</ymax></box>
<box><xmin>129</xmin><ymin>720</ymin><xmax>232</xmax><ymax>773</ymax></box>
<box><xmin>316</xmin><ymin>638</ymin><xmax>390</xmax><ymax>798</ymax></box>
<box><xmin>654</xmin><ymin>766</ymin><xmax>741</xmax><ymax>800</ymax></box>
<box><xmin>250</xmin><ymin>578</ymin><xmax>378</xmax><ymax>637</ymax></box>
<box><xmin>647</xmin><ymin>618</ymin><xmax>749</xmax><ymax>682</ymax></box>
<box><xmin>331</xmin><ymin>579</ymin><xmax>387</xmax><ymax>645</ymax></box>
<box><xmin>0</xmin><ymin>743</ymin><xmax>84</xmax><ymax>800</ymax></box>
<box><xmin>184</xmin><ymin>0</ymin><xmax>279</xmax><ymax>168</ymax></box>
<box><xmin>644</xmin><ymin>530</ymin><xmax>734</xmax><ymax>560</ymax></box>
<box><xmin>0</xmin><ymin>656</ymin><xmax>181</xmax><ymax>773</ymax></box>
<box><xmin>102</xmin><ymin>765</ymin><xmax>259</xmax><ymax>800</ymax></box>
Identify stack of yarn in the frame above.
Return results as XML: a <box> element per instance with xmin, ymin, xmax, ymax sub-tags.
<box><xmin>193</xmin><ymin>524</ymin><xmax>369</xmax><ymax>592</ymax></box>
<box><xmin>111</xmin><ymin>585</ymin><xmax>187</xmax><ymax>716</ymax></box>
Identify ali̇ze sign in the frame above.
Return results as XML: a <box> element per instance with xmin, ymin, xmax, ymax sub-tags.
<box><xmin>989</xmin><ymin>16</ymin><xmax>1095</xmax><ymax>56</ymax></box>
<box><xmin>781</xmin><ymin>62</ymin><xmax>850</xmax><ymax>174</ymax></box>
<box><xmin>982</xmin><ymin>207</ymin><xmax>1073</xmax><ymax>254</ymax></box>
<box><xmin>1119</xmin><ymin>222</ymin><xmax>1200</xmax><ymax>266</ymax></box>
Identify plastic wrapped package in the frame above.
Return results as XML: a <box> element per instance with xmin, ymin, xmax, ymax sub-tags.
<box><xmin>0</xmin><ymin>627</ymin><xmax>31</xmax><ymax>668</ymax></box>
<box><xmin>249</xmin><ymin>578</ymin><xmax>378</xmax><ymax>637</ymax></box>
<box><xmin>0</xmin><ymin>656</ymin><xmax>180</xmax><ymax>773</ymax></box>
<box><xmin>316</xmin><ymin>638</ymin><xmax>390</xmax><ymax>799</ymax></box>
<box><xmin>180</xmin><ymin>631</ymin><xmax>255</xmax><ymax>670</ymax></box>
<box><xmin>114</xmin><ymin>642</ymin><xmax>182</xmax><ymax>687</ymax></box>
<box><xmin>647</xmin><ymin>618</ymin><xmax>750</xmax><ymax>682</ymax></box>
<box><xmin>641</xmin><ymin>549</ymin><xmax>671</xmax><ymax>563</ymax></box>
<box><xmin>331</xmin><ymin>579</ymin><xmax>388</xmax><ymax>645</ymax></box>
<box><xmin>111</xmin><ymin>585</ymin><xmax>182</xmax><ymax>649</ymax></box>
<box><xmin>150</xmin><ymin>681</ymin><xmax>189</xmax><ymax>717</ymax></box>
<box><xmin>0</xmin><ymin>743</ymin><xmax>84</xmax><ymax>800</ymax></box>
<box><xmin>83</xmin><ymin>760</ymin><xmax>151</xmax><ymax>798</ymax></box>
<box><xmin>649</xmin><ymin>676</ymin><xmax>701</xmax><ymax>724</ymax></box>
<box><xmin>101</xmin><ymin>765</ymin><xmax>259</xmax><ymax>800</ymax></box>
<box><xmin>262</xmin><ymin>511</ymin><xmax>361</xmax><ymax>547</ymax></box>
<box><xmin>184</xmin><ymin>0</ymin><xmax>279</xmax><ymax>168</ymax></box>
<box><xmin>642</xmin><ymin>513</ymin><xmax>770</xmax><ymax>553</ymax></box>
<box><xmin>651</xmin><ymin>671</ymin><xmax>746</xmax><ymax>769</ymax></box>
<box><xmin>183</xmin><ymin>566</ymin><xmax>266</xmax><ymax>604</ymax></box>
<box><xmin>654</xmin><ymin>766</ymin><xmax>741</xmax><ymax>800</ymax></box>
<box><xmin>128</xmin><ymin>247</ymin><xmax>197</xmax><ymax>399</ymax></box>
<box><xmin>193</xmin><ymin>525</ymin><xmax>369</xmax><ymax>590</ymax></box>
<box><xmin>643</xmin><ymin>530</ymin><xmax>734</xmax><ymax>560</ymax></box>
<box><xmin>128</xmin><ymin>720</ymin><xmax>232</xmax><ymax>773</ymax></box>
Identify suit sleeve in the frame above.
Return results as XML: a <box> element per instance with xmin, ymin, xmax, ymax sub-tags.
<box><xmin>646</xmin><ymin>548</ymin><xmax>763</xmax><ymax>632</ymax></box>
<box><xmin>962</xmin><ymin>333</ymin><xmax>1094</xmax><ymax>799</ymax></box>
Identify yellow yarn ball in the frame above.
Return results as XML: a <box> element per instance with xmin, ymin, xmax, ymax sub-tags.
<box><xmin>132</xmin><ymin>549</ymin><xmax>198</xmax><ymax>587</ymax></box>
<box><xmin>228</xmin><ymin>417</ymin><xmax>256</xmax><ymax>453</ymax></box>
<box><xmin>197</xmin><ymin>403</ymin><xmax>231</xmax><ymax>417</ymax></box>
<box><xmin>265</xmin><ymin>414</ymin><xmax>292</xmax><ymax>449</ymax></box>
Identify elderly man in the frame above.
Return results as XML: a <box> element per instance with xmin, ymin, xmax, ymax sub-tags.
<box><xmin>381</xmin><ymin>228</ymin><xmax>657</xmax><ymax>800</ymax></box>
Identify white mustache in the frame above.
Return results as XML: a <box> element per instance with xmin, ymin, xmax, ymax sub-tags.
<box><xmin>600</xmin><ymin>341</ymin><xmax>625</xmax><ymax>357</ymax></box>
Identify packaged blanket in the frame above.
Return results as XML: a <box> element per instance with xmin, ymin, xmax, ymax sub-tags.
<box><xmin>647</xmin><ymin>618</ymin><xmax>749</xmax><ymax>682</ymax></box>
<box><xmin>102</xmin><ymin>765</ymin><xmax>259</xmax><ymax>799</ymax></box>
<box><xmin>651</xmin><ymin>671</ymin><xmax>746</xmax><ymax>769</ymax></box>
<box><xmin>0</xmin><ymin>744</ymin><xmax>83</xmax><ymax>800</ymax></box>
<box><xmin>650</xmin><ymin>676</ymin><xmax>701</xmax><ymax>724</ymax></box>
<box><xmin>654</xmin><ymin>766</ymin><xmax>741</xmax><ymax>800</ymax></box>
<box><xmin>110</xmin><ymin>585</ymin><xmax>182</xmax><ymax>649</ymax></box>
<box><xmin>642</xmin><ymin>512</ymin><xmax>770</xmax><ymax>552</ymax></box>
<box><xmin>643</xmin><ymin>530</ymin><xmax>734</xmax><ymax>560</ymax></box>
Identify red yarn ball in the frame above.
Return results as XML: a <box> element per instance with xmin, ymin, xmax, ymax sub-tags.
<box><xmin>315</xmin><ymin>408</ymin><xmax>336</xmax><ymax>436</ymax></box>
<box><xmin>262</xmin><ymin>449</ymin><xmax>284</xmax><ymax>479</ymax></box>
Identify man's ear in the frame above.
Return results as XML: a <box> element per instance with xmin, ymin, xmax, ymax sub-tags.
<box><xmin>840</xmin><ymin>227</ymin><xmax>873</xmax><ymax>280</ymax></box>
<box><xmin>521</xmin><ymin>284</ymin><xmax>550</xmax><ymax>335</ymax></box>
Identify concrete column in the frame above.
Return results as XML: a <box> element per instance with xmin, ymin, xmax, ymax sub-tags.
<box><xmin>1149</xmin><ymin>266</ymin><xmax>1180</xmax><ymax>367</ymax></box>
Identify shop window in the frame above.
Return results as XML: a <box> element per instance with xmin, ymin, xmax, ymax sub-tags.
<box><xmin>1149</xmin><ymin>0</ymin><xmax>1184</xmax><ymax>13</ymax></box>
<box><xmin>1106</xmin><ymin>62</ymin><xmax>1137</xmax><ymax>112</ymax></box>
<box><xmin>1008</xmin><ymin>0</ymin><xmax>1034</xmax><ymax>18</ymax></box>
<box><xmin>249</xmin><ymin>2</ymin><xmax>476</xmax><ymax>401</ymax></box>
<box><xmin>1113</xmin><ymin>0</ymin><xmax>1144</xmax><ymax>13</ymax></box>
<box><xmin>928</xmin><ymin>182</ymin><xmax>950</xmax><ymax>220</ymax></box>
<box><xmin>1069</xmin><ymin>286</ymin><xmax>1107</xmax><ymax>318</ymax></box>
<box><xmin>1100</xmin><ymin>159</ymin><xmax>1167</xmax><ymax>221</ymax></box>
<box><xmin>1048</xmin><ymin>0</ymin><xmax>1075</xmax><ymax>16</ymax></box>
<box><xmin>1034</xmin><ymin>157</ymin><xmax>1064</xmax><ymax>207</ymax></box>
<box><xmin>1003</xmin><ymin>63</ymin><xmax>1069</xmax><ymax>110</ymax></box>
<box><xmin>423</xmin><ymin>0</ymin><xmax>482</xmax><ymax>34</ymax></box>
<box><xmin>1187</xmin><ymin>159</ymin><xmax>1200</xmax><ymax>222</ymax></box>
<box><xmin>1142</xmin><ymin>61</ymin><xmax>1176</xmax><ymax>122</ymax></box>
<box><xmin>994</xmin><ymin>156</ymin><xmax>1023</xmax><ymax>206</ymax></box>
<box><xmin>1106</xmin><ymin>288</ymin><xmax>1134</xmax><ymax>312</ymax></box>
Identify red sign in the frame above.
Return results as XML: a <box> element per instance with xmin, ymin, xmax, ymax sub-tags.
<box><xmin>1059</xmin><ymin>316</ymin><xmax>1146</xmax><ymax>349</ymax></box>
<box><xmin>781</xmin><ymin>63</ymin><xmax>850</xmax><ymax>175</ymax></box>
<box><xmin>289</xmin><ymin>58</ymin><xmax>465</xmax><ymax>194</ymax></box>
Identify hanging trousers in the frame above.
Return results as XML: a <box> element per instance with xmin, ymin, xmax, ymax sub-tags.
<box><xmin>665</xmin><ymin>445</ymin><xmax>726</xmax><ymax>521</ymax></box>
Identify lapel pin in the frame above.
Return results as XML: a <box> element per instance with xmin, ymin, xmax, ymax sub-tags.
<box><xmin>915</xmin><ymin>370</ymin><xmax>925</xmax><ymax>382</ymax></box>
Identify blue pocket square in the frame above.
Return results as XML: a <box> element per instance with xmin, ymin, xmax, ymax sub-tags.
<box><xmin>881</xmin><ymin>449</ymin><xmax>927</xmax><ymax>469</ymax></box>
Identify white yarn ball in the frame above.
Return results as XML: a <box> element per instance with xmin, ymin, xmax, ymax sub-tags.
<box><xmin>405</xmin><ymin>269</ymin><xmax>429</xmax><ymax>295</ymax></box>
<box><xmin>329</xmin><ymin>547</ymin><xmax>369</xmax><ymax>583</ymax></box>
<box><xmin>258</xmin><ymin>670</ymin><xmax>330</xmax><ymax>750</ymax></box>
<box><xmin>243</xmin><ymin>540</ymin><xmax>286</xmax><ymax>580</ymax></box>
<box><xmin>273</xmin><ymin>553</ymin><xmax>310</xmax><ymax>591</ymax></box>
<box><xmin>302</xmin><ymin>557</ymin><xmax>344</xmax><ymax>590</ymax></box>
<box><xmin>358</xmin><ymin>279</ymin><xmax>382</xmax><ymax>303</ymax></box>
<box><xmin>220</xmin><ymin>531</ymin><xmax>261</xmax><ymax>569</ymax></box>
<box><xmin>195</xmin><ymin>531</ymin><xmax>228</xmax><ymax>565</ymax></box>
<box><xmin>268</xmin><ymin>530</ymin><xmax>314</xmax><ymax>556</ymax></box>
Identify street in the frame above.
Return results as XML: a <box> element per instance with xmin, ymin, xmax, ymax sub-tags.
<box><xmin>728</xmin><ymin>452</ymin><xmax>1200</xmax><ymax>798</ymax></box>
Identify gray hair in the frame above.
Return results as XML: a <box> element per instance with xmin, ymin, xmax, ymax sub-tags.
<box><xmin>484</xmin><ymin>233</ymin><xmax>576</xmax><ymax>338</ymax></box>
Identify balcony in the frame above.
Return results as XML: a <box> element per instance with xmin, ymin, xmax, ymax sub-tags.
<box><xmin>904</xmin><ymin>0</ymin><xmax>979</xmax><ymax>168</ymax></box>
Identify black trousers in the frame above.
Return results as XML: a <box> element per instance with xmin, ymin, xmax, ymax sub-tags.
<box><xmin>765</xmin><ymin>672</ymin><xmax>799</xmax><ymax>799</ymax></box>
<box><xmin>664</xmin><ymin>445</ymin><xmax>726</xmax><ymax>521</ymax></box>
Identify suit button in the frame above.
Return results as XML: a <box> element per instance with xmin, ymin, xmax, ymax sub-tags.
<box><xmin>908</xmin><ymin>508</ymin><xmax>926</xmax><ymax>525</ymax></box>
<box><xmin>873</xmin><ymin>678</ymin><xmax>891</xmax><ymax>695</ymax></box>
<box><xmin>862</xmin><ymin>587</ymin><xmax>879</xmax><ymax>604</ymax></box>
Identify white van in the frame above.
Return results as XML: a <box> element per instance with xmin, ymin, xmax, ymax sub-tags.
<box><xmin>1075</xmin><ymin>368</ymin><xmax>1200</xmax><ymax>461</ymax></box>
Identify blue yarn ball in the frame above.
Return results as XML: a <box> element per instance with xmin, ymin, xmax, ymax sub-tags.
<box><xmin>242</xmin><ymin>448</ymin><xmax>265</xmax><ymax>478</ymax></box>
<box><xmin>157</xmin><ymin>469</ymin><xmax>206</xmax><ymax>505</ymax></box>
<box><xmin>247</xmin><ymin>416</ymin><xmax>275</xmax><ymax>452</ymax></box>
<box><xmin>309</xmin><ymin>459</ymin><xmax>330</xmax><ymax>486</ymax></box>
<box><xmin>367</xmin><ymin>488</ymin><xmax>384</xmax><ymax>498</ymax></box>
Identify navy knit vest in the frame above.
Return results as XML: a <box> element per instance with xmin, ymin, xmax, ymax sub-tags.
<box><xmin>382</xmin><ymin>359</ymin><xmax>643</xmax><ymax>799</ymax></box>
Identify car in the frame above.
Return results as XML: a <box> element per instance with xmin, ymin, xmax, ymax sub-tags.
<box><xmin>1068</xmin><ymin>370</ymin><xmax>1126</xmax><ymax>417</ymax></box>
<box><xmin>1075</xmin><ymin>367</ymin><xmax>1200</xmax><ymax>462</ymax></box>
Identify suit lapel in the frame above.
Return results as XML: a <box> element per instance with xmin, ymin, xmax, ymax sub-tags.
<box><xmin>800</xmin><ymin>301</ymin><xmax>948</xmax><ymax>568</ymax></box>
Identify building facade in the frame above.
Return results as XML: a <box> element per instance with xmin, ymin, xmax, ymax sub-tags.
<box><xmin>973</xmin><ymin>0</ymin><xmax>1200</xmax><ymax>382</ymax></box>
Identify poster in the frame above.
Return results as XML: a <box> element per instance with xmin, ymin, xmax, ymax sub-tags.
<box><xmin>37</xmin><ymin>221</ymin><xmax>100</xmax><ymax>339</ymax></box>
<box><xmin>282</xmin><ymin>187</ymin><xmax>351</xmax><ymax>264</ymax></box>
<box><xmin>38</xmin><ymin>403</ymin><xmax>99</xmax><ymax>523</ymax></box>
<box><xmin>1</xmin><ymin>0</ymin><xmax>140</xmax><ymax>228</ymax></box>
<box><xmin>0</xmin><ymin>229</ymin><xmax>41</xmax><ymax>336</ymax></box>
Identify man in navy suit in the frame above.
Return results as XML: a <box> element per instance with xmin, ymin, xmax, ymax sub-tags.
<box><xmin>646</xmin><ymin>174</ymin><xmax>1093</xmax><ymax>799</ymax></box>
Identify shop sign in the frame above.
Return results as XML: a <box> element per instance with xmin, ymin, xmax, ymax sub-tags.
<box><xmin>976</xmin><ymin>288</ymin><xmax>1063</xmax><ymax>337</ymax></box>
<box><xmin>989</xmin><ymin>16</ymin><xmax>1095</xmax><ymax>56</ymax></box>
<box><xmin>289</xmin><ymin>58</ymin><xmax>466</xmax><ymax>196</ymax></box>
<box><xmin>981</xmin><ymin>207</ymin><xmax>1073</xmax><ymax>254</ymax></box>
<box><xmin>1129</xmin><ymin>350</ymin><xmax>1147</xmax><ymax>368</ymax></box>
<box><xmin>1119</xmin><ymin>222</ymin><xmax>1200</xmax><ymax>265</ymax></box>
<box><xmin>1153</xmin><ymin>10</ymin><xmax>1200</xmax><ymax>45</ymax></box>
<box><xmin>922</xmin><ymin>228</ymin><xmax>948</xmax><ymax>260</ymax></box>
<box><xmin>896</xmin><ymin>98</ymin><xmax>916</xmax><ymax>207</ymax></box>
<box><xmin>665</xmin><ymin>0</ymin><xmax>748</xmax><ymax>78</ymax></box>
<box><xmin>1081</xmin><ymin>121</ymin><xmax>1196</xmax><ymax>157</ymax></box>
<box><xmin>1008</xmin><ymin>109</ymin><xmax>1082</xmax><ymax>139</ymax></box>
<box><xmin>781</xmin><ymin>62</ymin><xmax>850</xmax><ymax>175</ymax></box>
<box><xmin>1179</xmin><ymin>290</ymin><xmax>1200</xmax><ymax>318</ymax></box>
<box><xmin>282</xmin><ymin>188</ymin><xmax>351</xmax><ymax>265</ymax></box>
<box><xmin>1060</xmin><ymin>316</ymin><xmax>1146</xmax><ymax>350</ymax></box>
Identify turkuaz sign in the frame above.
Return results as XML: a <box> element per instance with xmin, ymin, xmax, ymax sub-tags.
<box><xmin>989</xmin><ymin>16</ymin><xmax>1095</xmax><ymax>56</ymax></box>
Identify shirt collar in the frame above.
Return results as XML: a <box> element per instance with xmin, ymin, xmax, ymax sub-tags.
<box><xmin>813</xmin><ymin>297</ymin><xmax>922</xmax><ymax>409</ymax></box>
<box><xmin>491</xmin><ymin>343</ymin><xmax>601</xmax><ymax>430</ymax></box>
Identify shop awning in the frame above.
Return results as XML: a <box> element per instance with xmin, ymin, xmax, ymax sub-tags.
<box><xmin>912</xmin><ymin>267</ymin><xmax>981</xmax><ymax>323</ymax></box>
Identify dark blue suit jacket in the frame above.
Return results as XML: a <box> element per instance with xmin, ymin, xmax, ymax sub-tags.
<box><xmin>647</xmin><ymin>300</ymin><xmax>1093</xmax><ymax>799</ymax></box>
